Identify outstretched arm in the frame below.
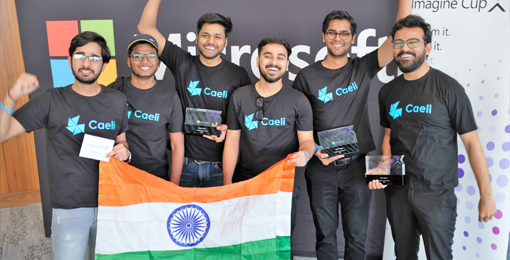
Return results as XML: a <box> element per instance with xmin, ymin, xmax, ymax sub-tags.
<box><xmin>0</xmin><ymin>73</ymin><xmax>39</xmax><ymax>142</ymax></box>
<box><xmin>289</xmin><ymin>130</ymin><xmax>315</xmax><ymax>167</ymax></box>
<box><xmin>460</xmin><ymin>130</ymin><xmax>497</xmax><ymax>223</ymax></box>
<box><xmin>169</xmin><ymin>132</ymin><xmax>185</xmax><ymax>185</ymax></box>
<box><xmin>222</xmin><ymin>129</ymin><xmax>240</xmax><ymax>185</ymax></box>
<box><xmin>138</xmin><ymin>0</ymin><xmax>166</xmax><ymax>56</ymax></box>
<box><xmin>377</xmin><ymin>0</ymin><xmax>412</xmax><ymax>67</ymax></box>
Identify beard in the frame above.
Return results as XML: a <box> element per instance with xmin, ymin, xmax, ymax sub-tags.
<box><xmin>396</xmin><ymin>50</ymin><xmax>426</xmax><ymax>73</ymax></box>
<box><xmin>259</xmin><ymin>64</ymin><xmax>284</xmax><ymax>83</ymax></box>
<box><xmin>198</xmin><ymin>45</ymin><xmax>222</xmax><ymax>60</ymax></box>
<box><xmin>72</xmin><ymin>68</ymin><xmax>101</xmax><ymax>84</ymax></box>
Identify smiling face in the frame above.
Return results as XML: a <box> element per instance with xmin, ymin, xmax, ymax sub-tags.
<box><xmin>393</xmin><ymin>27</ymin><xmax>431</xmax><ymax>73</ymax></box>
<box><xmin>128</xmin><ymin>43</ymin><xmax>159</xmax><ymax>79</ymax></box>
<box><xmin>196</xmin><ymin>23</ymin><xmax>227</xmax><ymax>61</ymax></box>
<box><xmin>322</xmin><ymin>19</ymin><xmax>356</xmax><ymax>58</ymax></box>
<box><xmin>69</xmin><ymin>42</ymin><xmax>106</xmax><ymax>85</ymax></box>
<box><xmin>257</xmin><ymin>43</ymin><xmax>289</xmax><ymax>84</ymax></box>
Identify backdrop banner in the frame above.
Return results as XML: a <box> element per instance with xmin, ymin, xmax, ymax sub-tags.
<box><xmin>15</xmin><ymin>0</ymin><xmax>509</xmax><ymax>258</ymax></box>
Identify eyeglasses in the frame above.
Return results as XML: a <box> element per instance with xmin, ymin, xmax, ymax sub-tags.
<box><xmin>392</xmin><ymin>38</ymin><xmax>422</xmax><ymax>49</ymax></box>
<box><xmin>325</xmin><ymin>31</ymin><xmax>351</xmax><ymax>40</ymax></box>
<box><xmin>129</xmin><ymin>53</ymin><xmax>158</xmax><ymax>62</ymax></box>
<box><xmin>72</xmin><ymin>53</ymin><xmax>102</xmax><ymax>63</ymax></box>
<box><xmin>255</xmin><ymin>97</ymin><xmax>264</xmax><ymax>121</ymax></box>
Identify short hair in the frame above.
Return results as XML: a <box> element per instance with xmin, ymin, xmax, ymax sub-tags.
<box><xmin>68</xmin><ymin>31</ymin><xmax>111</xmax><ymax>63</ymax></box>
<box><xmin>391</xmin><ymin>15</ymin><xmax>432</xmax><ymax>44</ymax></box>
<box><xmin>197</xmin><ymin>13</ymin><xmax>233</xmax><ymax>37</ymax></box>
<box><xmin>322</xmin><ymin>10</ymin><xmax>357</xmax><ymax>35</ymax></box>
<box><xmin>257</xmin><ymin>37</ymin><xmax>292</xmax><ymax>57</ymax></box>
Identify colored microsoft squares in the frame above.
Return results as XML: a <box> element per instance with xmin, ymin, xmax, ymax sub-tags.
<box><xmin>50</xmin><ymin>59</ymin><xmax>74</xmax><ymax>88</ymax></box>
<box><xmin>46</xmin><ymin>19</ymin><xmax>117</xmax><ymax>88</ymax></box>
<box><xmin>80</xmin><ymin>20</ymin><xmax>116</xmax><ymax>56</ymax></box>
<box><xmin>98</xmin><ymin>59</ymin><xmax>117</xmax><ymax>86</ymax></box>
<box><xmin>46</xmin><ymin>20</ymin><xmax>79</xmax><ymax>57</ymax></box>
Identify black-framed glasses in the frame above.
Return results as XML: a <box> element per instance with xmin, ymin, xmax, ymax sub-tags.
<box><xmin>392</xmin><ymin>38</ymin><xmax>422</xmax><ymax>49</ymax></box>
<box><xmin>255</xmin><ymin>97</ymin><xmax>264</xmax><ymax>121</ymax></box>
<box><xmin>72</xmin><ymin>53</ymin><xmax>102</xmax><ymax>63</ymax></box>
<box><xmin>129</xmin><ymin>53</ymin><xmax>158</xmax><ymax>62</ymax></box>
<box><xmin>325</xmin><ymin>30</ymin><xmax>351</xmax><ymax>40</ymax></box>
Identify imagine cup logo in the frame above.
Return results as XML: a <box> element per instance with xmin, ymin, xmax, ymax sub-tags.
<box><xmin>46</xmin><ymin>19</ymin><xmax>117</xmax><ymax>88</ymax></box>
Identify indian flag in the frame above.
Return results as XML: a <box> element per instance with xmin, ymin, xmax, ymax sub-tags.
<box><xmin>95</xmin><ymin>158</ymin><xmax>295</xmax><ymax>259</ymax></box>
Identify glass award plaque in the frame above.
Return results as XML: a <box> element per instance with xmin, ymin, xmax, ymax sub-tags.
<box><xmin>317</xmin><ymin>125</ymin><xmax>359</xmax><ymax>157</ymax></box>
<box><xmin>365</xmin><ymin>155</ymin><xmax>405</xmax><ymax>185</ymax></box>
<box><xmin>184</xmin><ymin>107</ymin><xmax>222</xmax><ymax>137</ymax></box>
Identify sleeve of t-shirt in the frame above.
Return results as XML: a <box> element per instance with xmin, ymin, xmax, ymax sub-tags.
<box><xmin>159</xmin><ymin>40</ymin><xmax>192</xmax><ymax>74</ymax></box>
<box><xmin>445</xmin><ymin>81</ymin><xmax>477</xmax><ymax>135</ymax></box>
<box><xmin>226</xmin><ymin>91</ymin><xmax>241</xmax><ymax>130</ymax></box>
<box><xmin>292</xmin><ymin>71</ymin><xmax>306</xmax><ymax>92</ymax></box>
<box><xmin>239</xmin><ymin>67</ymin><xmax>251</xmax><ymax>87</ymax></box>
<box><xmin>12</xmin><ymin>89</ymin><xmax>52</xmax><ymax>132</ymax></box>
<box><xmin>379</xmin><ymin>86</ymin><xmax>390</xmax><ymax>128</ymax></box>
<box><xmin>357</xmin><ymin>48</ymin><xmax>381</xmax><ymax>79</ymax></box>
<box><xmin>119</xmin><ymin>95</ymin><xmax>129</xmax><ymax>134</ymax></box>
<box><xmin>295</xmin><ymin>93</ymin><xmax>314</xmax><ymax>131</ymax></box>
<box><xmin>168</xmin><ymin>91</ymin><xmax>184</xmax><ymax>133</ymax></box>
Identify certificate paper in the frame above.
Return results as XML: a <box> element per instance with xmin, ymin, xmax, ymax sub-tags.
<box><xmin>79</xmin><ymin>134</ymin><xmax>115</xmax><ymax>161</ymax></box>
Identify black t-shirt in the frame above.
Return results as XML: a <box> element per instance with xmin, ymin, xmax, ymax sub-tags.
<box><xmin>227</xmin><ymin>84</ymin><xmax>313</xmax><ymax>180</ymax></box>
<box><xmin>293</xmin><ymin>49</ymin><xmax>381</xmax><ymax>164</ymax></box>
<box><xmin>379</xmin><ymin>68</ymin><xmax>477</xmax><ymax>190</ymax></box>
<box><xmin>13</xmin><ymin>85</ymin><xmax>128</xmax><ymax>208</ymax></box>
<box><xmin>108</xmin><ymin>77</ymin><xmax>183</xmax><ymax>179</ymax></box>
<box><xmin>160</xmin><ymin>41</ymin><xmax>251</xmax><ymax>161</ymax></box>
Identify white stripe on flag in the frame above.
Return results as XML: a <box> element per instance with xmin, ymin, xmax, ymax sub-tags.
<box><xmin>96</xmin><ymin>192</ymin><xmax>292</xmax><ymax>254</ymax></box>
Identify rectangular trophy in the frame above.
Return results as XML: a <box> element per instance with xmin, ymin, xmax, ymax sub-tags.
<box><xmin>184</xmin><ymin>108</ymin><xmax>222</xmax><ymax>137</ymax></box>
<box><xmin>317</xmin><ymin>125</ymin><xmax>359</xmax><ymax>157</ymax></box>
<box><xmin>365</xmin><ymin>155</ymin><xmax>405</xmax><ymax>185</ymax></box>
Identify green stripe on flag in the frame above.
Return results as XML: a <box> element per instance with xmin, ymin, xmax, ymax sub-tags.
<box><xmin>96</xmin><ymin>236</ymin><xmax>290</xmax><ymax>260</ymax></box>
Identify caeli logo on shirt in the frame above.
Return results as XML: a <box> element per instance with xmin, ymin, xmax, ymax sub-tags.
<box><xmin>244</xmin><ymin>113</ymin><xmax>259</xmax><ymax>131</ymax></box>
<box><xmin>389</xmin><ymin>101</ymin><xmax>403</xmax><ymax>119</ymax></box>
<box><xmin>187</xmin><ymin>80</ymin><xmax>202</xmax><ymax>96</ymax></box>
<box><xmin>317</xmin><ymin>82</ymin><xmax>359</xmax><ymax>104</ymax></box>
<box><xmin>66</xmin><ymin>115</ymin><xmax>85</xmax><ymax>135</ymax></box>
<box><xmin>187</xmin><ymin>80</ymin><xmax>228</xmax><ymax>99</ymax></box>
<box><xmin>390</xmin><ymin>101</ymin><xmax>432</xmax><ymax>120</ymax></box>
<box><xmin>66</xmin><ymin>115</ymin><xmax>116</xmax><ymax>135</ymax></box>
<box><xmin>318</xmin><ymin>87</ymin><xmax>333</xmax><ymax>104</ymax></box>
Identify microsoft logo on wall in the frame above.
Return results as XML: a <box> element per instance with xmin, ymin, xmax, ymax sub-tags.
<box><xmin>46</xmin><ymin>20</ymin><xmax>117</xmax><ymax>88</ymax></box>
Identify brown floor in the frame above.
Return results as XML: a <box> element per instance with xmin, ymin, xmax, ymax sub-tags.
<box><xmin>0</xmin><ymin>190</ymin><xmax>41</xmax><ymax>209</ymax></box>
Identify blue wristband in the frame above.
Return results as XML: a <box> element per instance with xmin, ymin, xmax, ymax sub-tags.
<box><xmin>314</xmin><ymin>145</ymin><xmax>323</xmax><ymax>155</ymax></box>
<box><xmin>303</xmin><ymin>150</ymin><xmax>310</xmax><ymax>163</ymax></box>
<box><xmin>0</xmin><ymin>101</ymin><xmax>15</xmax><ymax>115</ymax></box>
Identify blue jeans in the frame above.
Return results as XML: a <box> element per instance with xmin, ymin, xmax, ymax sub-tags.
<box><xmin>52</xmin><ymin>207</ymin><xmax>97</xmax><ymax>260</ymax></box>
<box><xmin>179</xmin><ymin>157</ymin><xmax>223</xmax><ymax>187</ymax></box>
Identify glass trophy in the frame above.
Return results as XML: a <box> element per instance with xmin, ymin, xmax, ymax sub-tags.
<box><xmin>365</xmin><ymin>155</ymin><xmax>405</xmax><ymax>185</ymax></box>
<box><xmin>184</xmin><ymin>108</ymin><xmax>222</xmax><ymax>136</ymax></box>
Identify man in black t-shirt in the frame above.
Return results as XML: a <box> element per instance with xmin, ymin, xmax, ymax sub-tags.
<box><xmin>292</xmin><ymin>2</ymin><xmax>411</xmax><ymax>259</ymax></box>
<box><xmin>223</xmin><ymin>37</ymin><xmax>315</xmax><ymax>257</ymax></box>
<box><xmin>109</xmin><ymin>34</ymin><xmax>184</xmax><ymax>183</ymax></box>
<box><xmin>294</xmin><ymin>0</ymin><xmax>411</xmax><ymax>259</ymax></box>
<box><xmin>0</xmin><ymin>32</ymin><xmax>130</xmax><ymax>260</ymax></box>
<box><xmin>368</xmin><ymin>15</ymin><xmax>496</xmax><ymax>259</ymax></box>
<box><xmin>138</xmin><ymin>0</ymin><xmax>251</xmax><ymax>187</ymax></box>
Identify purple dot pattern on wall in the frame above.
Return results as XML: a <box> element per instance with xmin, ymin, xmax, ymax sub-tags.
<box><xmin>502</xmin><ymin>142</ymin><xmax>510</xmax><ymax>151</ymax></box>
<box><xmin>455</xmin><ymin>183</ymin><xmax>462</xmax><ymax>192</ymax></box>
<box><xmin>496</xmin><ymin>175</ymin><xmax>508</xmax><ymax>188</ymax></box>
<box><xmin>494</xmin><ymin>93</ymin><xmax>499</xmax><ymax>98</ymax></box>
<box><xmin>478</xmin><ymin>222</ymin><xmax>485</xmax><ymax>229</ymax></box>
<box><xmin>486</xmin><ymin>157</ymin><xmax>493</xmax><ymax>167</ymax></box>
<box><xmin>491</xmin><ymin>109</ymin><xmax>497</xmax><ymax>116</ymax></box>
<box><xmin>499</xmin><ymin>159</ymin><xmax>509</xmax><ymax>169</ymax></box>
<box><xmin>505</xmin><ymin>125</ymin><xmax>510</xmax><ymax>133</ymax></box>
<box><xmin>458</xmin><ymin>154</ymin><xmax>465</xmax><ymax>163</ymax></box>
<box><xmin>477</xmin><ymin>237</ymin><xmax>482</xmax><ymax>244</ymax></box>
<box><xmin>486</xmin><ymin>141</ymin><xmax>495</xmax><ymax>151</ymax></box>
<box><xmin>466</xmin><ymin>186</ymin><xmax>476</xmax><ymax>196</ymax></box>
<box><xmin>463</xmin><ymin>246</ymin><xmax>467</xmax><ymax>251</ymax></box>
<box><xmin>464</xmin><ymin>216</ymin><xmax>471</xmax><ymax>223</ymax></box>
<box><xmin>491</xmin><ymin>243</ymin><xmax>497</xmax><ymax>250</ymax></box>
<box><xmin>464</xmin><ymin>231</ymin><xmax>469</xmax><ymax>237</ymax></box>
<box><xmin>495</xmin><ymin>210</ymin><xmax>502</xmax><ymax>219</ymax></box>
<box><xmin>492</xmin><ymin>227</ymin><xmax>500</xmax><ymax>235</ymax></box>
<box><xmin>458</xmin><ymin>168</ymin><xmax>464</xmax><ymax>178</ymax></box>
<box><xmin>466</xmin><ymin>201</ymin><xmax>473</xmax><ymax>209</ymax></box>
